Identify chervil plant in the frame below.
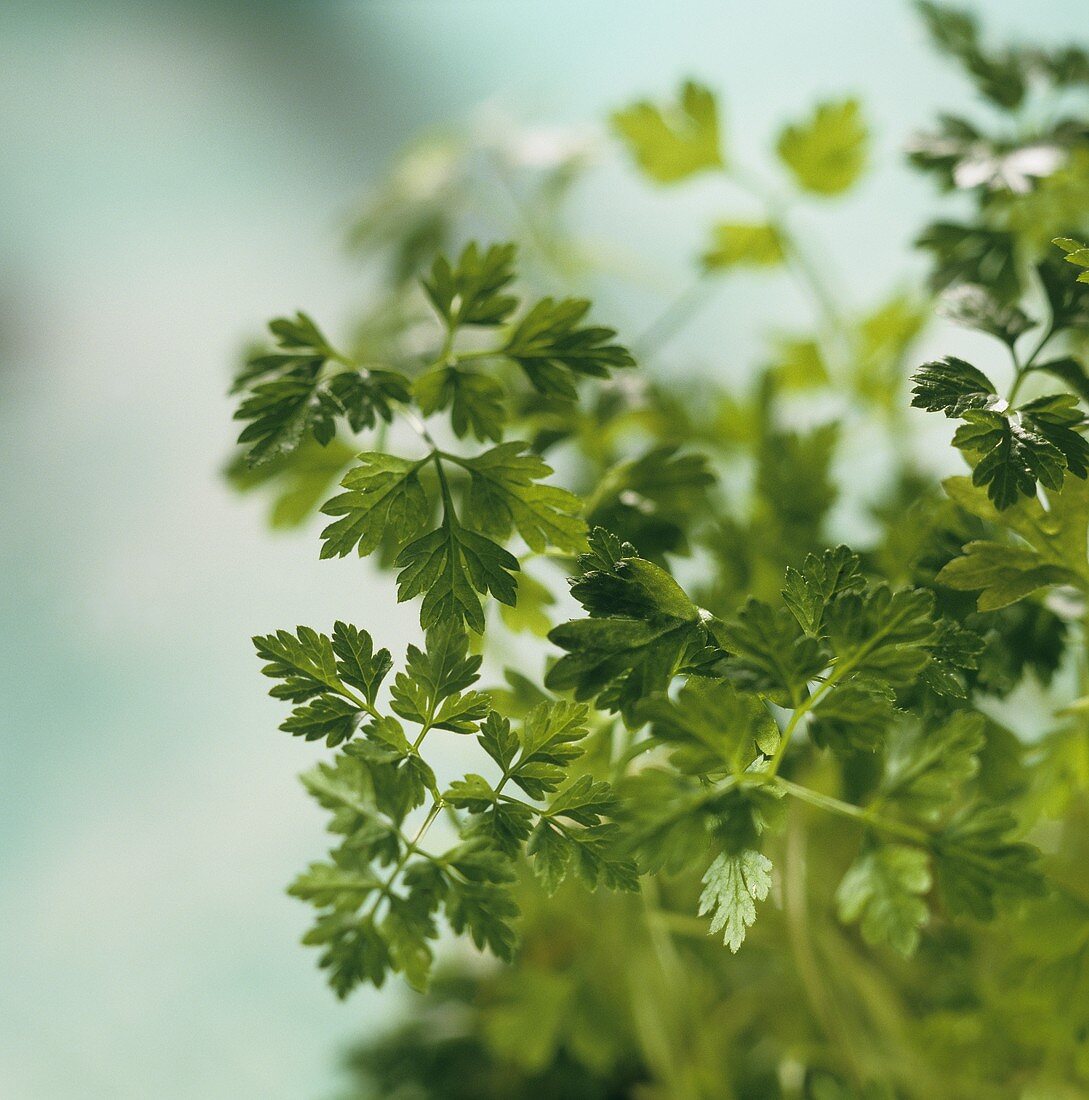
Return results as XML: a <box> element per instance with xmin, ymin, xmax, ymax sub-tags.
<box><xmin>230</xmin><ymin>4</ymin><xmax>1089</xmax><ymax>1096</ymax></box>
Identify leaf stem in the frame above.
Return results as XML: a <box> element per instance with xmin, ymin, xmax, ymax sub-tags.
<box><xmin>768</xmin><ymin>597</ymin><xmax>929</xmax><ymax>775</ymax></box>
<box><xmin>331</xmin><ymin>681</ymin><xmax>381</xmax><ymax>723</ymax></box>
<box><xmin>774</xmin><ymin>776</ymin><xmax>930</xmax><ymax>845</ymax></box>
<box><xmin>363</xmin><ymin>798</ymin><xmax>445</xmax><ymax>921</ymax></box>
<box><xmin>766</xmin><ymin>666</ymin><xmax>842</xmax><ymax>776</ymax></box>
<box><xmin>1008</xmin><ymin>322</ymin><xmax>1056</xmax><ymax>403</ymax></box>
<box><xmin>727</xmin><ymin>164</ymin><xmax>852</xmax><ymax>350</ymax></box>
<box><xmin>633</xmin><ymin>276</ymin><xmax>718</xmax><ymax>357</ymax></box>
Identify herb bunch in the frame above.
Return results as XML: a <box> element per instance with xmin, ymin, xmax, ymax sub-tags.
<box><xmin>229</xmin><ymin>4</ymin><xmax>1089</xmax><ymax>1097</ymax></box>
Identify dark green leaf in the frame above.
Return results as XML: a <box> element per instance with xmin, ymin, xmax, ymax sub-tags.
<box><xmin>915</xmin><ymin>222</ymin><xmax>1019</xmax><ymax>299</ymax></box>
<box><xmin>421</xmin><ymin>242</ymin><xmax>518</xmax><ymax>328</ymax></box>
<box><xmin>282</xmin><ymin>694</ymin><xmax>363</xmax><ymax>747</ymax></box>
<box><xmin>639</xmin><ymin>678</ymin><xmax>779</xmax><ymax>775</ymax></box>
<box><xmin>882</xmin><ymin>711</ymin><xmax>985</xmax><ymax>821</ymax></box>
<box><xmin>501</xmin><ymin>297</ymin><xmax>635</xmax><ymax>400</ymax></box>
<box><xmin>910</xmin><ymin>357</ymin><xmax>997</xmax><ymax>417</ymax></box>
<box><xmin>320</xmin><ymin>453</ymin><xmax>430</xmax><ymax>559</ymax></box>
<box><xmin>254</xmin><ymin>625</ymin><xmax>344</xmax><ymax>703</ymax></box>
<box><xmin>916</xmin><ymin>1</ymin><xmax>1027</xmax><ymax>109</ymax></box>
<box><xmin>782</xmin><ymin>545</ymin><xmax>865</xmax><ymax>636</ymax></box>
<box><xmin>933</xmin><ymin>805</ymin><xmax>1044</xmax><ymax>919</ymax></box>
<box><xmin>233</xmin><ymin>313</ymin><xmax>408</xmax><ymax>467</ymax></box>
<box><xmin>714</xmin><ymin>599</ymin><xmax>827</xmax><ymax>707</ymax></box>
<box><xmin>395</xmin><ymin>514</ymin><xmax>518</xmax><ymax>633</ymax></box>
<box><xmin>332</xmin><ymin>621</ymin><xmax>392</xmax><ymax>705</ymax></box>
<box><xmin>390</xmin><ymin>619</ymin><xmax>489</xmax><ymax>733</ymax></box>
<box><xmin>413</xmin><ymin>366</ymin><xmax>506</xmax><ymax>442</ymax></box>
<box><xmin>546</xmin><ymin>532</ymin><xmax>715</xmax><ymax>720</ymax></box>
<box><xmin>457</xmin><ymin>442</ymin><xmax>587</xmax><ymax>554</ymax></box>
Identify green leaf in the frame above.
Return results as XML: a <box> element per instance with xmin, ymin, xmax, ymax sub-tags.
<box><xmin>584</xmin><ymin>445</ymin><xmax>715</xmax><ymax>561</ymax></box>
<box><xmin>413</xmin><ymin>365</ymin><xmax>506</xmax><ymax>442</ymax></box>
<box><xmin>698</xmin><ymin>849</ymin><xmax>773</xmax><ymax>952</ymax></box>
<box><xmin>501</xmin><ymin>297</ymin><xmax>635</xmax><ymax>400</ymax></box>
<box><xmin>281</xmin><ymin>694</ymin><xmax>363</xmax><ymax>747</ymax></box>
<box><xmin>702</xmin><ymin>222</ymin><xmax>785</xmax><ymax>270</ymax></box>
<box><xmin>825</xmin><ymin>585</ymin><xmax>938</xmax><ymax>688</ymax></box>
<box><xmin>530</xmin><ymin>818</ymin><xmax>638</xmax><ymax>894</ymax></box>
<box><xmin>947</xmin><ymin>473</ymin><xmax>1089</xmax><ymax>573</ymax></box>
<box><xmin>320</xmin><ymin>453</ymin><xmax>430</xmax><ymax>559</ymax></box>
<box><xmin>771</xmin><ymin>337</ymin><xmax>830</xmax><ymax>391</ymax></box>
<box><xmin>509</xmin><ymin>700</ymin><xmax>591</xmax><ymax>799</ymax></box>
<box><xmin>382</xmin><ymin>889</ymin><xmax>438</xmax><ymax>993</ymax></box>
<box><xmin>528</xmin><ymin>776</ymin><xmax>638</xmax><ymax>893</ymax></box>
<box><xmin>937</xmin><ymin>540</ymin><xmax>1078</xmax><ymax>612</ymax></box>
<box><xmin>390</xmin><ymin>618</ymin><xmax>489</xmax><ymax>733</ymax></box>
<box><xmin>343</xmin><ymin>732</ymin><xmax>435</xmax><ymax>822</ymax></box>
<box><xmin>882</xmin><ymin>711</ymin><xmax>985</xmax><ymax>821</ymax></box>
<box><xmin>1054</xmin><ymin>236</ymin><xmax>1089</xmax><ymax>268</ymax></box>
<box><xmin>457</xmin><ymin>442</ymin><xmax>587</xmax><ymax>554</ymax></box>
<box><xmin>254</xmin><ymin>625</ymin><xmax>345</xmax><ymax>703</ymax></box>
<box><xmin>395</xmin><ymin>512</ymin><xmax>518</xmax><ymax>633</ymax></box>
<box><xmin>933</xmin><ymin>805</ymin><xmax>1044</xmax><ymax>920</ymax></box>
<box><xmin>329</xmin><ymin>371</ymin><xmax>414</xmax><ymax>433</ymax></box>
<box><xmin>441</xmin><ymin>844</ymin><xmax>520</xmax><ymax>961</ymax></box>
<box><xmin>782</xmin><ymin>545</ymin><xmax>865</xmax><ymax>636</ymax></box>
<box><xmin>714</xmin><ymin>599</ymin><xmax>827</xmax><ymax>708</ymax></box>
<box><xmin>776</xmin><ymin>99</ymin><xmax>867</xmax><ymax>196</ymax></box>
<box><xmin>477</xmin><ymin>711</ymin><xmax>520</xmax><ymax>773</ymax></box>
<box><xmin>233</xmin><ymin>313</ymin><xmax>408</xmax><ymax>467</ymax></box>
<box><xmin>304</xmin><ymin>912</ymin><xmax>390</xmax><ymax>996</ymax></box>
<box><xmin>421</xmin><ymin>242</ymin><xmax>518</xmax><ymax>328</ymax></box>
<box><xmin>939</xmin><ymin>473</ymin><xmax>1089</xmax><ymax>607</ymax></box>
<box><xmin>525</xmin><ymin>818</ymin><xmax>572</xmax><ymax>894</ymax></box>
<box><xmin>835</xmin><ymin>843</ymin><xmax>931</xmax><ymax>957</ymax></box>
<box><xmin>447</xmin><ymin>774</ymin><xmax>535</xmax><ymax>857</ymax></box>
<box><xmin>953</xmin><ymin>407</ymin><xmax>1070</xmax><ymax>511</ymax></box>
<box><xmin>910</xmin><ymin>357</ymin><xmax>997</xmax><ymax>417</ymax></box>
<box><xmin>852</xmin><ymin>295</ymin><xmax>927</xmax><ymax>407</ymax></box>
<box><xmin>300</xmin><ymin>754</ymin><xmax>406</xmax><ymax>844</ymax></box>
<box><xmin>809</xmin><ymin>679</ymin><xmax>897</xmax><ymax>755</ymax></box>
<box><xmin>546</xmin><ymin>531</ymin><xmax>716</xmax><ymax>720</ymax></box>
<box><xmin>1018</xmin><ymin>394</ymin><xmax>1089</xmax><ymax>480</ymax></box>
<box><xmin>611</xmin><ymin>80</ymin><xmax>723</xmax><ymax>183</ymax></box>
<box><xmin>639</xmin><ymin>678</ymin><xmax>779</xmax><ymax>775</ymax></box>
<box><xmin>288</xmin><ymin>859</ymin><xmax>381</xmax><ymax>910</ymax></box>
<box><xmin>332</xmin><ymin>621</ymin><xmax>393</xmax><ymax>705</ymax></box>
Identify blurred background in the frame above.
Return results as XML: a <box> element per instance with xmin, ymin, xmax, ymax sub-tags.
<box><xmin>2</xmin><ymin>1</ymin><xmax>1087</xmax><ymax>1096</ymax></box>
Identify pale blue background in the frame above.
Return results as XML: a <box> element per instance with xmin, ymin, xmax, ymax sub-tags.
<box><xmin>2</xmin><ymin>2</ymin><xmax>1086</xmax><ymax>1097</ymax></box>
